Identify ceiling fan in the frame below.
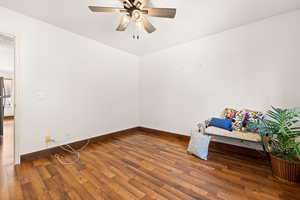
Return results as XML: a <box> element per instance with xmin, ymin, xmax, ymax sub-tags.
<box><xmin>88</xmin><ymin>0</ymin><xmax>176</xmax><ymax>34</ymax></box>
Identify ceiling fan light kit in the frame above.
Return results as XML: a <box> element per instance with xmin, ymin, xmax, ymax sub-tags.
<box><xmin>89</xmin><ymin>0</ymin><xmax>176</xmax><ymax>39</ymax></box>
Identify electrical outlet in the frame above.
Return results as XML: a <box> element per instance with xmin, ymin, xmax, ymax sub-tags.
<box><xmin>45</xmin><ymin>136</ymin><xmax>54</xmax><ymax>144</ymax></box>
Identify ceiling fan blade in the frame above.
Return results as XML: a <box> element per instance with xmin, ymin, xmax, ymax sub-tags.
<box><xmin>142</xmin><ymin>17</ymin><xmax>156</xmax><ymax>33</ymax></box>
<box><xmin>139</xmin><ymin>0</ymin><xmax>150</xmax><ymax>9</ymax></box>
<box><xmin>118</xmin><ymin>0</ymin><xmax>133</xmax><ymax>8</ymax></box>
<box><xmin>143</xmin><ymin>8</ymin><xmax>176</xmax><ymax>18</ymax></box>
<box><xmin>88</xmin><ymin>6</ymin><xmax>125</xmax><ymax>13</ymax></box>
<box><xmin>116</xmin><ymin>15</ymin><xmax>131</xmax><ymax>31</ymax></box>
<box><xmin>133</xmin><ymin>0</ymin><xmax>141</xmax><ymax>7</ymax></box>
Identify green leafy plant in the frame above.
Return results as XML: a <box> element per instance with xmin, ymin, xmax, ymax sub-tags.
<box><xmin>255</xmin><ymin>107</ymin><xmax>300</xmax><ymax>161</ymax></box>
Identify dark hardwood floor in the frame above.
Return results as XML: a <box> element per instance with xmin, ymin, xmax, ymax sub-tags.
<box><xmin>0</xmin><ymin>119</ymin><xmax>14</xmax><ymax>166</ymax></box>
<box><xmin>1</xmin><ymin>129</ymin><xmax>300</xmax><ymax>200</ymax></box>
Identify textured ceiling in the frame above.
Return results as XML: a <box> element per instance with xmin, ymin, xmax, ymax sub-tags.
<box><xmin>0</xmin><ymin>0</ymin><xmax>300</xmax><ymax>56</ymax></box>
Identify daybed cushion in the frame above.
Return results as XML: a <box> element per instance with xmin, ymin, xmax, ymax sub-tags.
<box><xmin>205</xmin><ymin>126</ymin><xmax>261</xmax><ymax>142</ymax></box>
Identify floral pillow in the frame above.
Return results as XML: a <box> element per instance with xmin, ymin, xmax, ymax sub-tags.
<box><xmin>244</xmin><ymin>110</ymin><xmax>264</xmax><ymax>133</ymax></box>
<box><xmin>221</xmin><ymin>108</ymin><xmax>264</xmax><ymax>132</ymax></box>
<box><xmin>244</xmin><ymin>110</ymin><xmax>264</xmax><ymax>123</ymax></box>
<box><xmin>232</xmin><ymin>110</ymin><xmax>246</xmax><ymax>131</ymax></box>
<box><xmin>223</xmin><ymin>108</ymin><xmax>237</xmax><ymax>119</ymax></box>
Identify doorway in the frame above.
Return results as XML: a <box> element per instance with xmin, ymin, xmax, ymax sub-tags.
<box><xmin>0</xmin><ymin>34</ymin><xmax>15</xmax><ymax>166</ymax></box>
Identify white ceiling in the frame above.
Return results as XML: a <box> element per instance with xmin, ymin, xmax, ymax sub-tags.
<box><xmin>0</xmin><ymin>0</ymin><xmax>300</xmax><ymax>56</ymax></box>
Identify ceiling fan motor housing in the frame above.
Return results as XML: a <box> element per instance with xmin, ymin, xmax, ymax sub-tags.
<box><xmin>132</xmin><ymin>10</ymin><xmax>143</xmax><ymax>22</ymax></box>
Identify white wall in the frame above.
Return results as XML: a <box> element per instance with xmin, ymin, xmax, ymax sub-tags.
<box><xmin>140</xmin><ymin>10</ymin><xmax>300</xmax><ymax>136</ymax></box>
<box><xmin>0</xmin><ymin>7</ymin><xmax>139</xmax><ymax>157</ymax></box>
<box><xmin>0</xmin><ymin>45</ymin><xmax>14</xmax><ymax>72</ymax></box>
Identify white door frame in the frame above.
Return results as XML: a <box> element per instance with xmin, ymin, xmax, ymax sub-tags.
<box><xmin>0</xmin><ymin>31</ymin><xmax>21</xmax><ymax>164</ymax></box>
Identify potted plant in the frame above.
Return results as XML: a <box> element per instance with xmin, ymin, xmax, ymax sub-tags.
<box><xmin>255</xmin><ymin>107</ymin><xmax>300</xmax><ymax>183</ymax></box>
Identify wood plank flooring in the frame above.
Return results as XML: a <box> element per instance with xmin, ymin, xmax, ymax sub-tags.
<box><xmin>0</xmin><ymin>119</ymin><xmax>14</xmax><ymax>166</ymax></box>
<box><xmin>1</xmin><ymin>130</ymin><xmax>300</xmax><ymax>200</ymax></box>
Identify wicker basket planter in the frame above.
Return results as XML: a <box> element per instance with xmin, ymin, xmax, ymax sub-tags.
<box><xmin>270</xmin><ymin>153</ymin><xmax>300</xmax><ymax>183</ymax></box>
